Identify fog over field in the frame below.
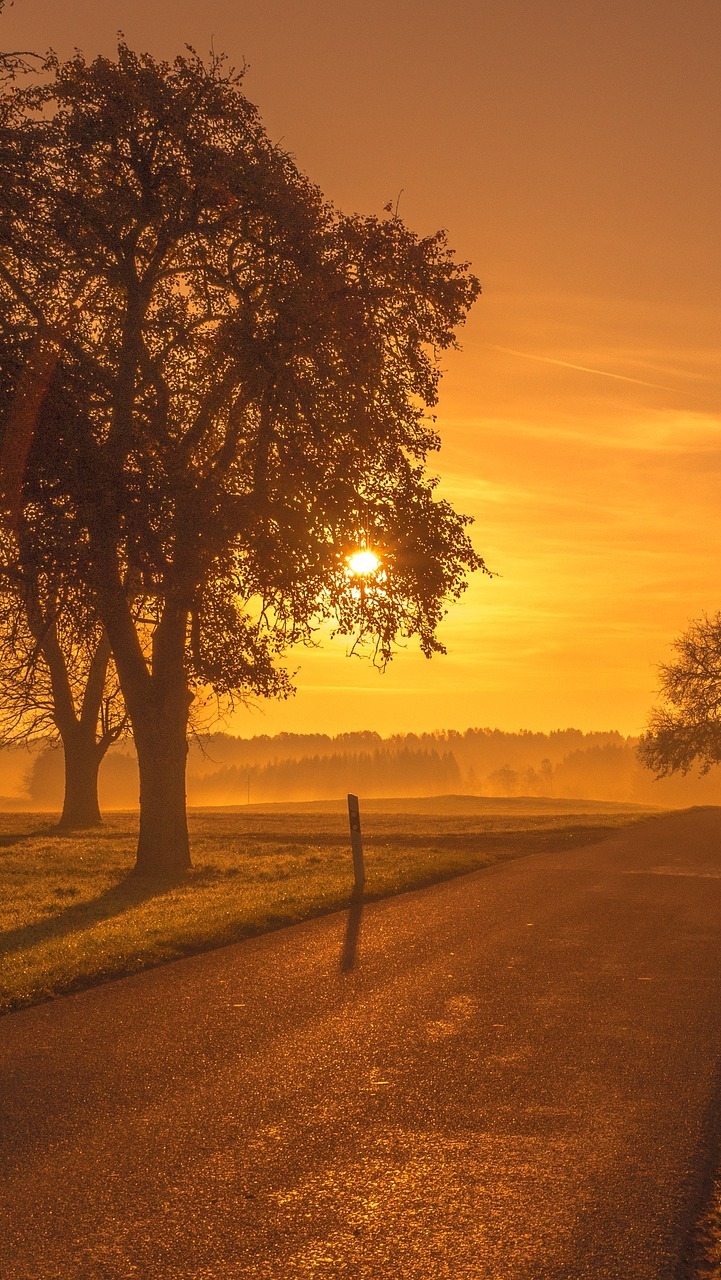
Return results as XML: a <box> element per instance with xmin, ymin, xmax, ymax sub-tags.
<box><xmin>2</xmin><ymin>727</ymin><xmax>719</xmax><ymax>812</ymax></box>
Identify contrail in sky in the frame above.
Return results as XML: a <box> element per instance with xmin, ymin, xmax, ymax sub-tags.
<box><xmin>490</xmin><ymin>345</ymin><xmax>679</xmax><ymax>393</ymax></box>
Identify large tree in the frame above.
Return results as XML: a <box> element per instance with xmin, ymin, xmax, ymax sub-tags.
<box><xmin>638</xmin><ymin>614</ymin><xmax>721</xmax><ymax>778</ymax></box>
<box><xmin>0</xmin><ymin>45</ymin><xmax>484</xmax><ymax>877</ymax></box>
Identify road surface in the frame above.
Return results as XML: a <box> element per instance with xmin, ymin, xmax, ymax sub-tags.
<box><xmin>3</xmin><ymin>807</ymin><xmax>721</xmax><ymax>1279</ymax></box>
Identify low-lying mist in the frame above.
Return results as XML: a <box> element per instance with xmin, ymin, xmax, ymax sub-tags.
<box><xmin>2</xmin><ymin>728</ymin><xmax>719</xmax><ymax>811</ymax></box>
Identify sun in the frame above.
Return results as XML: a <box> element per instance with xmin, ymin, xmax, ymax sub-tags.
<box><xmin>347</xmin><ymin>548</ymin><xmax>381</xmax><ymax>576</ymax></box>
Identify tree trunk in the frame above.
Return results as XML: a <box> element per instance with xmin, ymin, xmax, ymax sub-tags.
<box><xmin>24</xmin><ymin>579</ymin><xmax>119</xmax><ymax>830</ymax></box>
<box><xmin>57</xmin><ymin>727</ymin><xmax>103</xmax><ymax>829</ymax></box>
<box><xmin>133</xmin><ymin>705</ymin><xmax>191</xmax><ymax>878</ymax></box>
<box><xmin>93</xmin><ymin>571</ymin><xmax>192</xmax><ymax>878</ymax></box>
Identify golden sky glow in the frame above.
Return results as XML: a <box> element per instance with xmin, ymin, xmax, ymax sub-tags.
<box><xmin>5</xmin><ymin>0</ymin><xmax>721</xmax><ymax>737</ymax></box>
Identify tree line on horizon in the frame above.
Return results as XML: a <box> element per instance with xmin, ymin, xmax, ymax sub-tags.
<box><xmin>5</xmin><ymin>726</ymin><xmax>719</xmax><ymax>810</ymax></box>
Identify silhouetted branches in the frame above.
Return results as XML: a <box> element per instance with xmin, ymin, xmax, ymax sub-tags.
<box><xmin>0</xmin><ymin>1</ymin><xmax>40</xmax><ymax>83</ymax></box>
<box><xmin>638</xmin><ymin>614</ymin><xmax>721</xmax><ymax>777</ymax></box>
<box><xmin>0</xmin><ymin>43</ymin><xmax>483</xmax><ymax>870</ymax></box>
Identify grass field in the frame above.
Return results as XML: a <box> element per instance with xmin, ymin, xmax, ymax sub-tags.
<box><xmin>0</xmin><ymin>798</ymin><xmax>658</xmax><ymax>1016</ymax></box>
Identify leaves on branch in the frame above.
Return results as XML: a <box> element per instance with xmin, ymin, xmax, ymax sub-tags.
<box><xmin>0</xmin><ymin>41</ymin><xmax>485</xmax><ymax>724</ymax></box>
<box><xmin>638</xmin><ymin>614</ymin><xmax>721</xmax><ymax>776</ymax></box>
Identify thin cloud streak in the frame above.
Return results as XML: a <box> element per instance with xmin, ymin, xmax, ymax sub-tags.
<box><xmin>441</xmin><ymin>411</ymin><xmax>721</xmax><ymax>453</ymax></box>
<box><xmin>489</xmin><ymin>345</ymin><xmax>685</xmax><ymax>394</ymax></box>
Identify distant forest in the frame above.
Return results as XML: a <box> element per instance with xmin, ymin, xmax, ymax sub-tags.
<box><xmin>1</xmin><ymin>727</ymin><xmax>719</xmax><ymax>810</ymax></box>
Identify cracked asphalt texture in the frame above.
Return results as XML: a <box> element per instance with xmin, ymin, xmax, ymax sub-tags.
<box><xmin>3</xmin><ymin>807</ymin><xmax>721</xmax><ymax>1279</ymax></box>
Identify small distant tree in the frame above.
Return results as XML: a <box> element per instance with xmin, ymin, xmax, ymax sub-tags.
<box><xmin>638</xmin><ymin>614</ymin><xmax>721</xmax><ymax>777</ymax></box>
<box><xmin>0</xmin><ymin>45</ymin><xmax>484</xmax><ymax>877</ymax></box>
<box><xmin>487</xmin><ymin>765</ymin><xmax>519</xmax><ymax>797</ymax></box>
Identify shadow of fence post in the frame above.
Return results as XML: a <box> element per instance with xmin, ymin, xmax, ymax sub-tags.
<box><xmin>340</xmin><ymin>890</ymin><xmax>364</xmax><ymax>972</ymax></box>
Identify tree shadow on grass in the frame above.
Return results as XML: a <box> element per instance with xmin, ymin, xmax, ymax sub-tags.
<box><xmin>0</xmin><ymin>872</ymin><xmax>173</xmax><ymax>959</ymax></box>
<box><xmin>0</xmin><ymin>826</ymin><xmax>65</xmax><ymax>850</ymax></box>
<box><xmin>0</xmin><ymin>822</ymin><xmax>138</xmax><ymax>851</ymax></box>
<box><xmin>249</xmin><ymin>825</ymin><xmax>619</xmax><ymax>854</ymax></box>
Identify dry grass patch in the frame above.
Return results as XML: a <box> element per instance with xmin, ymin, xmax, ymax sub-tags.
<box><xmin>0</xmin><ymin>802</ymin><xmax>654</xmax><ymax>1015</ymax></box>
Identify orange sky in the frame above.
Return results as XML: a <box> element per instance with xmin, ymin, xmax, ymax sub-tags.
<box><xmin>4</xmin><ymin>0</ymin><xmax>721</xmax><ymax>737</ymax></box>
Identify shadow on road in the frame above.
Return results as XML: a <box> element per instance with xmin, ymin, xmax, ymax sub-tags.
<box><xmin>0</xmin><ymin>874</ymin><xmax>169</xmax><ymax>959</ymax></box>
<box><xmin>340</xmin><ymin>890</ymin><xmax>364</xmax><ymax>972</ymax></box>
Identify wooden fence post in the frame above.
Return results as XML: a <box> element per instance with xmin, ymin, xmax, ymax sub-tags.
<box><xmin>347</xmin><ymin>793</ymin><xmax>365</xmax><ymax>892</ymax></box>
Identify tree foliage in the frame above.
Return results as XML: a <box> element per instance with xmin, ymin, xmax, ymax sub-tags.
<box><xmin>0</xmin><ymin>44</ymin><xmax>484</xmax><ymax>871</ymax></box>
<box><xmin>637</xmin><ymin>614</ymin><xmax>721</xmax><ymax>776</ymax></box>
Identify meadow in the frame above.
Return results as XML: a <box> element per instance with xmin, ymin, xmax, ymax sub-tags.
<box><xmin>0</xmin><ymin>798</ymin><xmax>657</xmax><ymax>1016</ymax></box>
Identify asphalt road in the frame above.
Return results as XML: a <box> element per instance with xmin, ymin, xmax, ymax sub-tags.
<box><xmin>3</xmin><ymin>808</ymin><xmax>721</xmax><ymax>1280</ymax></box>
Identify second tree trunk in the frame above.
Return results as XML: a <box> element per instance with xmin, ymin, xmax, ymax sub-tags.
<box><xmin>57</xmin><ymin>727</ymin><xmax>103</xmax><ymax>829</ymax></box>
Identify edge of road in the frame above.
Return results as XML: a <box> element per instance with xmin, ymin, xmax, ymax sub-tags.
<box><xmin>1</xmin><ymin>811</ymin><xmax>672</xmax><ymax>1022</ymax></box>
<box><xmin>679</xmin><ymin>1056</ymin><xmax>721</xmax><ymax>1278</ymax></box>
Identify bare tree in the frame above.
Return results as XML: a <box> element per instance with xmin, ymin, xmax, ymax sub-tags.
<box><xmin>0</xmin><ymin>1</ymin><xmax>40</xmax><ymax>82</ymax></box>
<box><xmin>0</xmin><ymin>543</ymin><xmax>127</xmax><ymax>825</ymax></box>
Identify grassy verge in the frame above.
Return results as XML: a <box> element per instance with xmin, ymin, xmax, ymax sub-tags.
<box><xmin>689</xmin><ymin>1173</ymin><xmax>721</xmax><ymax>1280</ymax></box>
<box><xmin>0</xmin><ymin>801</ymin><xmax>654</xmax><ymax>1015</ymax></box>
